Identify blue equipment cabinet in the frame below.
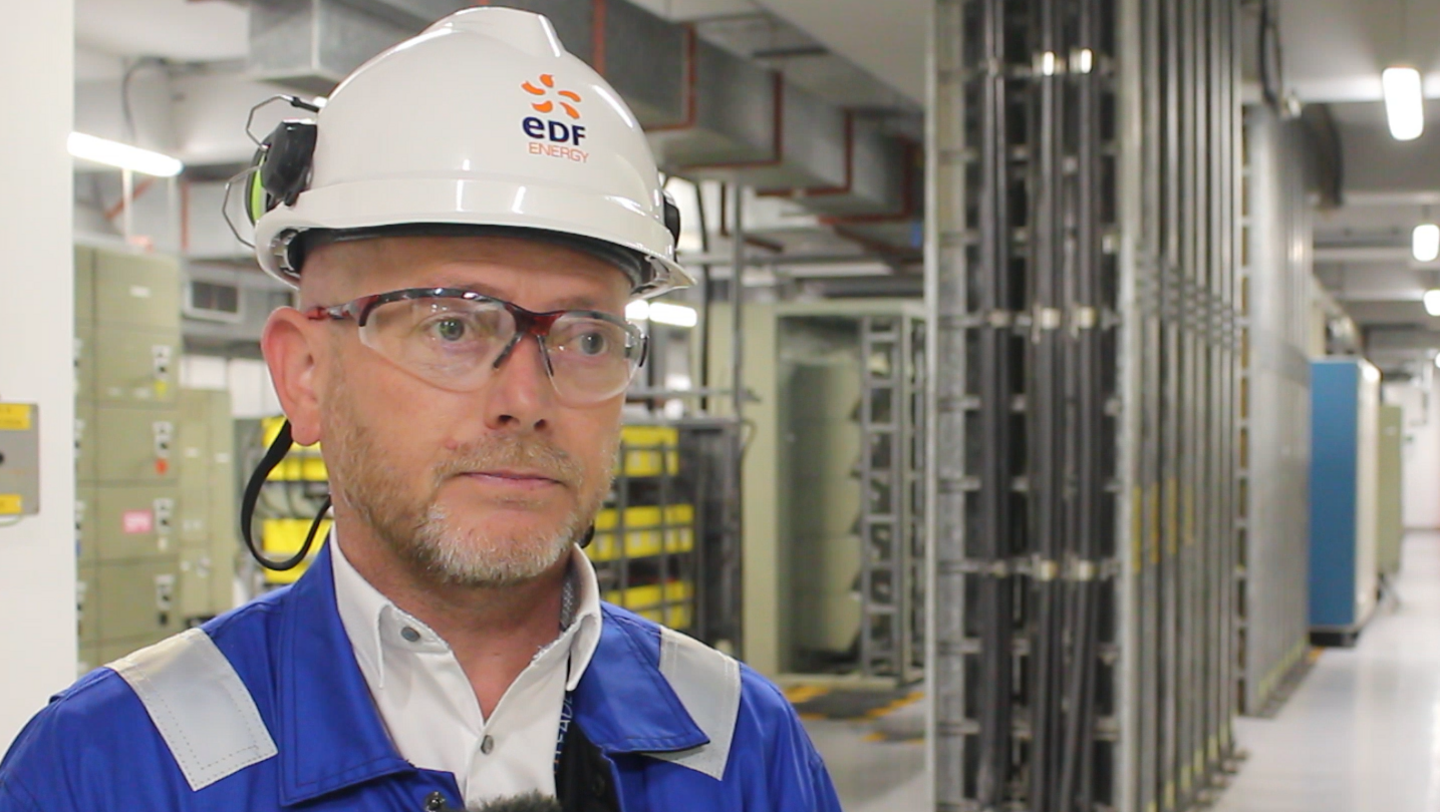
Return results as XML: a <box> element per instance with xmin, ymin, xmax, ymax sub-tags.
<box><xmin>1308</xmin><ymin>358</ymin><xmax>1380</xmax><ymax>645</ymax></box>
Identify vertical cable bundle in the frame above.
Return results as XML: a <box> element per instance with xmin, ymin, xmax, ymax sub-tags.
<box><xmin>928</xmin><ymin>0</ymin><xmax>1242</xmax><ymax>809</ymax></box>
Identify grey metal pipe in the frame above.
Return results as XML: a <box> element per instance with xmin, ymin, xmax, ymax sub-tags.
<box><xmin>729</xmin><ymin>183</ymin><xmax>746</xmax><ymax>660</ymax></box>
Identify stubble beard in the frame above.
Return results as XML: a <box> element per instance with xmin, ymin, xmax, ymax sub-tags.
<box><xmin>327</xmin><ymin>393</ymin><xmax>616</xmax><ymax>588</ymax></box>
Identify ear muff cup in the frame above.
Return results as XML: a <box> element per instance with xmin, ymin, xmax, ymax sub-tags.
<box><xmin>244</xmin><ymin>145</ymin><xmax>270</xmax><ymax>226</ymax></box>
<box><xmin>245</xmin><ymin>120</ymin><xmax>319</xmax><ymax>225</ymax></box>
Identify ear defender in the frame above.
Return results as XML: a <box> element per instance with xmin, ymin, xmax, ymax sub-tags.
<box><xmin>662</xmin><ymin>191</ymin><xmax>682</xmax><ymax>244</ymax></box>
<box><xmin>244</xmin><ymin>120</ymin><xmax>319</xmax><ymax>225</ymax></box>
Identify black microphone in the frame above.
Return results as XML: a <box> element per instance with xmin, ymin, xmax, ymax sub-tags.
<box><xmin>426</xmin><ymin>791</ymin><xmax>564</xmax><ymax>812</ymax></box>
<box><xmin>474</xmin><ymin>792</ymin><xmax>563</xmax><ymax>812</ymax></box>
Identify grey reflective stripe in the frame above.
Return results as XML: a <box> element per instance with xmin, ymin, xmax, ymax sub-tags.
<box><xmin>110</xmin><ymin>627</ymin><xmax>278</xmax><ymax>791</ymax></box>
<box><xmin>650</xmin><ymin>626</ymin><xmax>741</xmax><ymax>781</ymax></box>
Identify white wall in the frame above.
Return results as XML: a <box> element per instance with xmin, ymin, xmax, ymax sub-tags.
<box><xmin>0</xmin><ymin>2</ymin><xmax>77</xmax><ymax>750</ymax></box>
<box><xmin>1384</xmin><ymin>378</ymin><xmax>1440</xmax><ymax>530</ymax></box>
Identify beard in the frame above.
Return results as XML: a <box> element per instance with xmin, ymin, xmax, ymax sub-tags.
<box><xmin>324</xmin><ymin>385</ymin><xmax>615</xmax><ymax>588</ymax></box>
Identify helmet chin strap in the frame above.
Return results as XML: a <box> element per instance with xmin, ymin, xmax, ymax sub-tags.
<box><xmin>241</xmin><ymin>419</ymin><xmax>331</xmax><ymax>571</ymax></box>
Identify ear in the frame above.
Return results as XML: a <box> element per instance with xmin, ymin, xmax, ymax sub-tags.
<box><xmin>262</xmin><ymin>307</ymin><xmax>325</xmax><ymax>447</ymax></box>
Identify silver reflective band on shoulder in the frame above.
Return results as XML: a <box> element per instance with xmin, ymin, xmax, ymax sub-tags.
<box><xmin>110</xmin><ymin>628</ymin><xmax>279</xmax><ymax>791</ymax></box>
<box><xmin>649</xmin><ymin>627</ymin><xmax>741</xmax><ymax>781</ymax></box>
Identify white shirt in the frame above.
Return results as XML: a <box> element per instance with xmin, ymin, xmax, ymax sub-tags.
<box><xmin>330</xmin><ymin>537</ymin><xmax>603</xmax><ymax>806</ymax></box>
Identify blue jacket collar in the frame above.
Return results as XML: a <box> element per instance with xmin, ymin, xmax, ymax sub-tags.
<box><xmin>269</xmin><ymin>545</ymin><xmax>708</xmax><ymax>805</ymax></box>
<box><xmin>273</xmin><ymin>544</ymin><xmax>413</xmax><ymax>805</ymax></box>
<box><xmin>572</xmin><ymin>607</ymin><xmax>710</xmax><ymax>755</ymax></box>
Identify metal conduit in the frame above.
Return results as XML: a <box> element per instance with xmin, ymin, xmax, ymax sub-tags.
<box><xmin>927</xmin><ymin>1</ymin><xmax>1248</xmax><ymax>809</ymax></box>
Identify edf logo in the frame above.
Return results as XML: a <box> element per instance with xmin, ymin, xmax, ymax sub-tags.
<box><xmin>522</xmin><ymin>117</ymin><xmax>587</xmax><ymax>146</ymax></box>
<box><xmin>522</xmin><ymin>74</ymin><xmax>588</xmax><ymax>162</ymax></box>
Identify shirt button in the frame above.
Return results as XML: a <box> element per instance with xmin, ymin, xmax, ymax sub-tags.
<box><xmin>400</xmin><ymin>626</ymin><xmax>421</xmax><ymax>643</ymax></box>
<box><xmin>480</xmin><ymin>735</ymin><xmax>495</xmax><ymax>755</ymax></box>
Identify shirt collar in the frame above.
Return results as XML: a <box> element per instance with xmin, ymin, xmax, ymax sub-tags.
<box><xmin>330</xmin><ymin>533</ymin><xmax>605</xmax><ymax>695</ymax></box>
<box><xmin>271</xmin><ymin>545</ymin><xmax>705</xmax><ymax>805</ymax></box>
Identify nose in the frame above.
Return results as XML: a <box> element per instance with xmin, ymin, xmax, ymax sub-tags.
<box><xmin>480</xmin><ymin>334</ymin><xmax>556</xmax><ymax>431</ymax></box>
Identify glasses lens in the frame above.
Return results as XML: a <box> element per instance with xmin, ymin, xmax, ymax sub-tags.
<box><xmin>359</xmin><ymin>296</ymin><xmax>513</xmax><ymax>391</ymax></box>
<box><xmin>545</xmin><ymin>314</ymin><xmax>641</xmax><ymax>402</ymax></box>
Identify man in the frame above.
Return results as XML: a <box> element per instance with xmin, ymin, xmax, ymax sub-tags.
<box><xmin>0</xmin><ymin>8</ymin><xmax>841</xmax><ymax>811</ymax></box>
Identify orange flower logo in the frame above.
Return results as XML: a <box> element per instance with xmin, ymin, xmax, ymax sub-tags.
<box><xmin>522</xmin><ymin>74</ymin><xmax>582</xmax><ymax>120</ymax></box>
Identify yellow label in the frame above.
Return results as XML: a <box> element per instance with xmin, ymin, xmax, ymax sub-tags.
<box><xmin>1148</xmin><ymin>485</ymin><xmax>1161</xmax><ymax>565</ymax></box>
<box><xmin>0</xmin><ymin>494</ymin><xmax>22</xmax><ymax>515</ymax></box>
<box><xmin>0</xmin><ymin>404</ymin><xmax>31</xmax><ymax>431</ymax></box>
<box><xmin>155</xmin><ymin>380</ymin><xmax>169</xmax><ymax>398</ymax></box>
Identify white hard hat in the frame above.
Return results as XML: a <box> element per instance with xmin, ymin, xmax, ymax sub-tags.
<box><xmin>247</xmin><ymin>7</ymin><xmax>692</xmax><ymax>298</ymax></box>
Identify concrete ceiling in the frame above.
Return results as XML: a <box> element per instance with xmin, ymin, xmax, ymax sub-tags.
<box><xmin>1272</xmin><ymin>0</ymin><xmax>1440</xmax><ymax>364</ymax></box>
<box><xmin>751</xmin><ymin>0</ymin><xmax>928</xmax><ymax>104</ymax></box>
<box><xmin>75</xmin><ymin>0</ymin><xmax>248</xmax><ymax>64</ymax></box>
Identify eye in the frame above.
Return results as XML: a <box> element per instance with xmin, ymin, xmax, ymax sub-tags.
<box><xmin>577</xmin><ymin>331</ymin><xmax>609</xmax><ymax>356</ymax></box>
<box><xmin>431</xmin><ymin>317</ymin><xmax>469</xmax><ymax>343</ymax></box>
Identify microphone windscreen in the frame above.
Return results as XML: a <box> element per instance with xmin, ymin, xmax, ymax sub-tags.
<box><xmin>473</xmin><ymin>792</ymin><xmax>563</xmax><ymax>812</ymax></box>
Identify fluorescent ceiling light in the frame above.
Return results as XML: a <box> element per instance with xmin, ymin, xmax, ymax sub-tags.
<box><xmin>1423</xmin><ymin>289</ymin><xmax>1440</xmax><ymax>317</ymax></box>
<box><xmin>67</xmin><ymin>132</ymin><xmax>183</xmax><ymax>177</ymax></box>
<box><xmin>1382</xmin><ymin>67</ymin><xmax>1425</xmax><ymax>142</ymax></box>
<box><xmin>1415</xmin><ymin>224</ymin><xmax>1440</xmax><ymax>262</ymax></box>
<box><xmin>1074</xmin><ymin>49</ymin><xmax>1094</xmax><ymax>74</ymax></box>
<box><xmin>1040</xmin><ymin>51</ymin><xmax>1058</xmax><ymax>76</ymax></box>
<box><xmin>626</xmin><ymin>300</ymin><xmax>698</xmax><ymax>328</ymax></box>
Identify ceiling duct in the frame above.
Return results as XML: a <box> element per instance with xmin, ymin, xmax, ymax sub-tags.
<box><xmin>815</xmin><ymin>140</ymin><xmax>924</xmax><ymax>252</ymax></box>
<box><xmin>666</xmin><ymin>70</ymin><xmax>849</xmax><ymax>192</ymax></box>
<box><xmin>247</xmin><ymin>0</ymin><xmax>470</xmax><ymax>94</ymax></box>
<box><xmin>756</xmin><ymin>114</ymin><xmax>907</xmax><ymax>217</ymax></box>
<box><xmin>646</xmin><ymin>39</ymin><xmax>779</xmax><ymax>169</ymax></box>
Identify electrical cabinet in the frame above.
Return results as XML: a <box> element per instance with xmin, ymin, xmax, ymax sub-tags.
<box><xmin>92</xmin><ymin>405</ymin><xmax>178</xmax><ymax>485</ymax></box>
<box><xmin>76</xmin><ymin>245</ymin><xmax>187</xmax><ymax>673</ymax></box>
<box><xmin>75</xmin><ymin>400</ymin><xmax>97</xmax><ymax>484</ymax></box>
<box><xmin>94</xmin><ymin>558</ymin><xmax>180</xmax><ymax>643</ymax></box>
<box><xmin>177</xmin><ymin>546</ymin><xmax>232</xmax><ymax>622</ymax></box>
<box><xmin>75</xmin><ymin>325</ymin><xmax>95</xmax><ymax>402</ymax></box>
<box><xmin>1376</xmin><ymin>404</ymin><xmax>1403</xmax><ymax>579</ymax></box>
<box><xmin>93</xmin><ymin>328</ymin><xmax>180</xmax><ymax>405</ymax></box>
<box><xmin>1309</xmin><ymin>359</ymin><xmax>1381</xmax><ymax>643</ymax></box>
<box><xmin>176</xmin><ymin>389</ymin><xmax>239</xmax><ymax>622</ymax></box>
<box><xmin>92</xmin><ymin>486</ymin><xmax>178</xmax><ymax>562</ymax></box>
<box><xmin>92</xmin><ymin>250</ymin><xmax>181</xmax><ymax>331</ymax></box>
<box><xmin>75</xmin><ymin>485</ymin><xmax>96</xmax><ymax>565</ymax></box>
<box><xmin>76</xmin><ymin>565</ymin><xmax>98</xmax><ymax>649</ymax></box>
<box><xmin>74</xmin><ymin>245</ymin><xmax>95</xmax><ymax>326</ymax></box>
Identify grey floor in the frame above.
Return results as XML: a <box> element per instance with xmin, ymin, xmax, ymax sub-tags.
<box><xmin>804</xmin><ymin>708</ymin><xmax>928</xmax><ymax>810</ymax></box>
<box><xmin>1214</xmin><ymin>532</ymin><xmax>1440</xmax><ymax>812</ymax></box>
<box><xmin>806</xmin><ymin>533</ymin><xmax>1440</xmax><ymax>811</ymax></box>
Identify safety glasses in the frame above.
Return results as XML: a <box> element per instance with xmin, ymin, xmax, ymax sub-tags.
<box><xmin>305</xmin><ymin>287</ymin><xmax>647</xmax><ymax>405</ymax></box>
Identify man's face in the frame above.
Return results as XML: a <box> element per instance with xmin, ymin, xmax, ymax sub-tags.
<box><xmin>295</xmin><ymin>235</ymin><xmax>630</xmax><ymax>587</ymax></box>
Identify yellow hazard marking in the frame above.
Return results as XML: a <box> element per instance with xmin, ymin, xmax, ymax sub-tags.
<box><xmin>0</xmin><ymin>404</ymin><xmax>31</xmax><ymax>431</ymax></box>
<box><xmin>785</xmin><ymin>685</ymin><xmax>831</xmax><ymax>704</ymax></box>
<box><xmin>0</xmin><ymin>495</ymin><xmax>22</xmax><ymax>515</ymax></box>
